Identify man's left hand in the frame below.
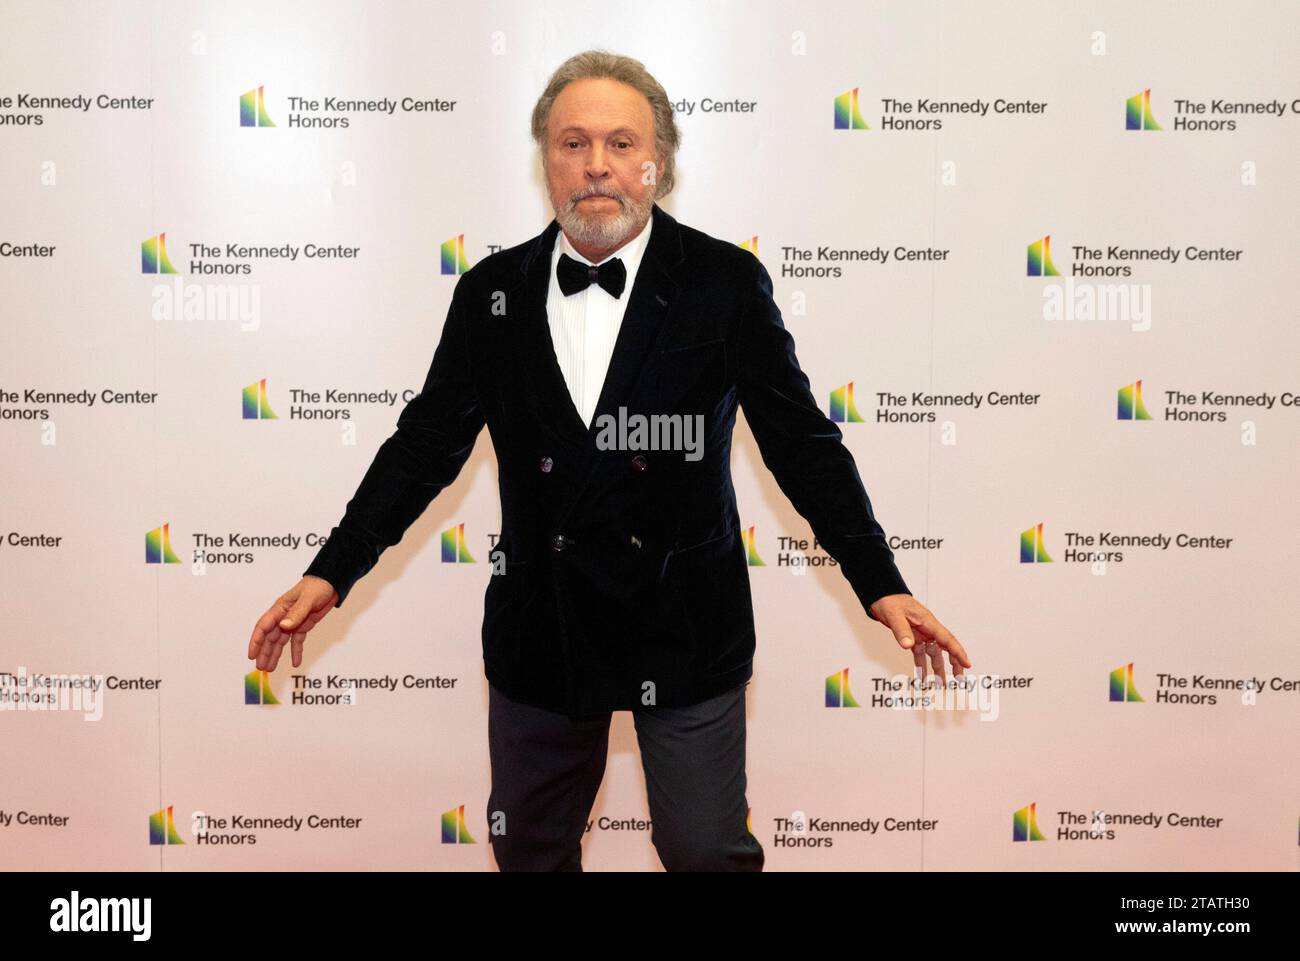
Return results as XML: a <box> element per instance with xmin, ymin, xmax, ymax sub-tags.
<box><xmin>869</xmin><ymin>594</ymin><xmax>972</xmax><ymax>685</ymax></box>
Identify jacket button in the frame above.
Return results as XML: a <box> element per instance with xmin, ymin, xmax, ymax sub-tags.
<box><xmin>550</xmin><ymin>533</ymin><xmax>567</xmax><ymax>552</ymax></box>
<box><xmin>631</xmin><ymin>454</ymin><xmax>648</xmax><ymax>472</ymax></box>
<box><xmin>539</xmin><ymin>455</ymin><xmax>553</xmax><ymax>473</ymax></box>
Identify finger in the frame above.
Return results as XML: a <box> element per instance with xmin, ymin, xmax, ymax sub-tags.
<box><xmin>949</xmin><ymin>645</ymin><xmax>967</xmax><ymax>678</ymax></box>
<box><xmin>912</xmin><ymin>644</ymin><xmax>927</xmax><ymax>683</ymax></box>
<box><xmin>951</xmin><ymin>639</ymin><xmax>972</xmax><ymax>676</ymax></box>
<box><xmin>266</xmin><ymin>636</ymin><xmax>288</xmax><ymax>673</ymax></box>
<box><xmin>290</xmin><ymin>633</ymin><xmax>306</xmax><ymax>668</ymax></box>
<box><xmin>915</xmin><ymin>610</ymin><xmax>971</xmax><ymax>672</ymax></box>
<box><xmin>948</xmin><ymin>635</ymin><xmax>972</xmax><ymax>671</ymax></box>
<box><xmin>248</xmin><ymin>601</ymin><xmax>288</xmax><ymax>659</ymax></box>
<box><xmin>881</xmin><ymin>608</ymin><xmax>916</xmax><ymax>652</ymax></box>
<box><xmin>930</xmin><ymin>618</ymin><xmax>972</xmax><ymax>671</ymax></box>
<box><xmin>278</xmin><ymin>593</ymin><xmax>314</xmax><ymax>633</ymax></box>
<box><xmin>927</xmin><ymin>641</ymin><xmax>946</xmax><ymax>687</ymax></box>
<box><xmin>257</xmin><ymin>628</ymin><xmax>285</xmax><ymax>670</ymax></box>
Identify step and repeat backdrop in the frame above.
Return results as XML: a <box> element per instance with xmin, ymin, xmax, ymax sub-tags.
<box><xmin>2</xmin><ymin>0</ymin><xmax>1297</xmax><ymax>871</ymax></box>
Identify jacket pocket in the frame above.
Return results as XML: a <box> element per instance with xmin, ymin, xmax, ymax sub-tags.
<box><xmin>482</xmin><ymin>543</ymin><xmax>533</xmax><ymax>672</ymax></box>
<box><xmin>665</xmin><ymin>526</ymin><xmax>751</xmax><ymax>677</ymax></box>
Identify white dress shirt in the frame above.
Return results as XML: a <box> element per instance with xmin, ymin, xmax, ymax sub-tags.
<box><xmin>546</xmin><ymin>212</ymin><xmax>654</xmax><ymax>427</ymax></box>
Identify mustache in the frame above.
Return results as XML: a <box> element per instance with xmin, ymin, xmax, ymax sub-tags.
<box><xmin>569</xmin><ymin>186</ymin><xmax>625</xmax><ymax>206</ymax></box>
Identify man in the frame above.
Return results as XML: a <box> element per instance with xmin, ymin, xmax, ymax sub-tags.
<box><xmin>248</xmin><ymin>50</ymin><xmax>971</xmax><ymax>871</ymax></box>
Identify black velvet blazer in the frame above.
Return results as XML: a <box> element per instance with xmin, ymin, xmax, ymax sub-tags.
<box><xmin>303</xmin><ymin>202</ymin><xmax>910</xmax><ymax>716</ymax></box>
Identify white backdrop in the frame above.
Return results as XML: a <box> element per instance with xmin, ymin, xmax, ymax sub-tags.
<box><xmin>2</xmin><ymin>0</ymin><xmax>1297</xmax><ymax>871</ymax></box>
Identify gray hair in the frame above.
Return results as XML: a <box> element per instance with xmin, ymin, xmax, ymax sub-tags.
<box><xmin>530</xmin><ymin>49</ymin><xmax>681</xmax><ymax>199</ymax></box>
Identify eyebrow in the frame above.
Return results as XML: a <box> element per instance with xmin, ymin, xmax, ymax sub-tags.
<box><xmin>556</xmin><ymin>126</ymin><xmax>640</xmax><ymax>138</ymax></box>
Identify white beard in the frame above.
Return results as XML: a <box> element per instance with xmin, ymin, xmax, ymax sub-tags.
<box><xmin>554</xmin><ymin>185</ymin><xmax>655</xmax><ymax>253</ymax></box>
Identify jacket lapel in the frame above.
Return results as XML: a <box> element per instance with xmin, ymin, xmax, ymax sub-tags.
<box><xmin>514</xmin><ymin>217</ymin><xmax>589</xmax><ymax>445</ymax></box>
<box><xmin>511</xmin><ymin>203</ymin><xmax>686</xmax><ymax>459</ymax></box>
<box><xmin>586</xmin><ymin>203</ymin><xmax>685</xmax><ymax>434</ymax></box>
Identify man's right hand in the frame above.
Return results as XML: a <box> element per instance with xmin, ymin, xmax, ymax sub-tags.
<box><xmin>248</xmin><ymin>576</ymin><xmax>339</xmax><ymax>672</ymax></box>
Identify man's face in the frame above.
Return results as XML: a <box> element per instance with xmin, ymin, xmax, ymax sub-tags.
<box><xmin>543</xmin><ymin>77</ymin><xmax>662</xmax><ymax>253</ymax></box>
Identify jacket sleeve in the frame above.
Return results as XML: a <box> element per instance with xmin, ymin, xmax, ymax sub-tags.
<box><xmin>735</xmin><ymin>254</ymin><xmax>911</xmax><ymax>620</ymax></box>
<box><xmin>302</xmin><ymin>286</ymin><xmax>485</xmax><ymax>607</ymax></box>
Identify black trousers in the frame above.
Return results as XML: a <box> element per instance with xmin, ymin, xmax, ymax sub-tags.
<box><xmin>485</xmin><ymin>678</ymin><xmax>764</xmax><ymax>871</ymax></box>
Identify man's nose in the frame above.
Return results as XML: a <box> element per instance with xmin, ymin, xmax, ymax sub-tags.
<box><xmin>585</xmin><ymin>143</ymin><xmax>610</xmax><ymax>178</ymax></box>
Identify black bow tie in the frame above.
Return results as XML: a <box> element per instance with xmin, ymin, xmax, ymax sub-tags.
<box><xmin>557</xmin><ymin>252</ymin><xmax>627</xmax><ymax>299</ymax></box>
